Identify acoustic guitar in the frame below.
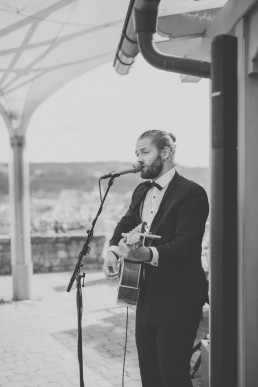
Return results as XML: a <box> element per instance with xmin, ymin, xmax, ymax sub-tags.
<box><xmin>117</xmin><ymin>222</ymin><xmax>160</xmax><ymax>306</ymax></box>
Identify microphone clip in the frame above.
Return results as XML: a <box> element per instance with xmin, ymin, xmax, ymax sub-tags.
<box><xmin>100</xmin><ymin>171</ymin><xmax>120</xmax><ymax>180</ymax></box>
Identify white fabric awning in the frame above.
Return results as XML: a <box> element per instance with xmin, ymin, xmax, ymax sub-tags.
<box><xmin>0</xmin><ymin>0</ymin><xmax>128</xmax><ymax>133</ymax></box>
<box><xmin>0</xmin><ymin>0</ymin><xmax>228</xmax><ymax>134</ymax></box>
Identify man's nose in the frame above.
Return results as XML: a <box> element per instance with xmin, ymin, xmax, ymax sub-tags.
<box><xmin>137</xmin><ymin>155</ymin><xmax>143</xmax><ymax>163</ymax></box>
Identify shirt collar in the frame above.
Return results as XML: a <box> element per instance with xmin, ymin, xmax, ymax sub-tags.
<box><xmin>152</xmin><ymin>167</ymin><xmax>175</xmax><ymax>190</ymax></box>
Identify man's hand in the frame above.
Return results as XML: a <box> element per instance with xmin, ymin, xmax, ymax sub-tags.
<box><xmin>103</xmin><ymin>251</ymin><xmax>120</xmax><ymax>280</ymax></box>
<box><xmin>118</xmin><ymin>237</ymin><xmax>151</xmax><ymax>262</ymax></box>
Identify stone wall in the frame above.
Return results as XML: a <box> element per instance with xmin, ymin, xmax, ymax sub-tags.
<box><xmin>0</xmin><ymin>234</ymin><xmax>105</xmax><ymax>275</ymax></box>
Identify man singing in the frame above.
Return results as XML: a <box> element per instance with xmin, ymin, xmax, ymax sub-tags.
<box><xmin>103</xmin><ymin>129</ymin><xmax>209</xmax><ymax>387</ymax></box>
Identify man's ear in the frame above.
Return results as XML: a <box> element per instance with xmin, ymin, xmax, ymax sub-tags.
<box><xmin>162</xmin><ymin>146</ymin><xmax>170</xmax><ymax>161</ymax></box>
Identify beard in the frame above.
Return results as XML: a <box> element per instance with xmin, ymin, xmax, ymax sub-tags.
<box><xmin>140</xmin><ymin>155</ymin><xmax>163</xmax><ymax>179</ymax></box>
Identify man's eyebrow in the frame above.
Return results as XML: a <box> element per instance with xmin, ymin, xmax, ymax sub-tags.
<box><xmin>135</xmin><ymin>147</ymin><xmax>148</xmax><ymax>154</ymax></box>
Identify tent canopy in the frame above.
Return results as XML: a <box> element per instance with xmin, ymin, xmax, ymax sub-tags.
<box><xmin>0</xmin><ymin>0</ymin><xmax>128</xmax><ymax>134</ymax></box>
<box><xmin>0</xmin><ymin>0</ymin><xmax>227</xmax><ymax>134</ymax></box>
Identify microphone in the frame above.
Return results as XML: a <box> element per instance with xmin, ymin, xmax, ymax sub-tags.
<box><xmin>100</xmin><ymin>163</ymin><xmax>142</xmax><ymax>179</ymax></box>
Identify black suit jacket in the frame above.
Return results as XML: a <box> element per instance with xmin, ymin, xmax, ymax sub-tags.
<box><xmin>110</xmin><ymin>171</ymin><xmax>209</xmax><ymax>311</ymax></box>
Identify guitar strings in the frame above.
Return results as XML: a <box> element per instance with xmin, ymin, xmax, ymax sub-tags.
<box><xmin>122</xmin><ymin>306</ymin><xmax>129</xmax><ymax>387</ymax></box>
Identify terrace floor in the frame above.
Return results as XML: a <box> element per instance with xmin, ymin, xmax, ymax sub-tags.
<box><xmin>0</xmin><ymin>270</ymin><xmax>208</xmax><ymax>387</ymax></box>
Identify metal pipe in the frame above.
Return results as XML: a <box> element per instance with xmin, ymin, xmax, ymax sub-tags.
<box><xmin>137</xmin><ymin>31</ymin><xmax>211</xmax><ymax>78</ymax></box>
<box><xmin>114</xmin><ymin>0</ymin><xmax>211</xmax><ymax>78</ymax></box>
<box><xmin>210</xmin><ymin>34</ymin><xmax>238</xmax><ymax>387</ymax></box>
<box><xmin>113</xmin><ymin>0</ymin><xmax>139</xmax><ymax>75</ymax></box>
<box><xmin>134</xmin><ymin>0</ymin><xmax>211</xmax><ymax>78</ymax></box>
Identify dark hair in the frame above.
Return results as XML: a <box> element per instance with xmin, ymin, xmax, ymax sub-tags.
<box><xmin>138</xmin><ymin>130</ymin><xmax>176</xmax><ymax>155</ymax></box>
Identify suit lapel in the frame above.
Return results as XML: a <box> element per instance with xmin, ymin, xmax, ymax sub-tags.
<box><xmin>131</xmin><ymin>183</ymin><xmax>150</xmax><ymax>223</ymax></box>
<box><xmin>132</xmin><ymin>172</ymin><xmax>183</xmax><ymax>230</ymax></box>
<box><xmin>158</xmin><ymin>171</ymin><xmax>181</xmax><ymax>211</ymax></box>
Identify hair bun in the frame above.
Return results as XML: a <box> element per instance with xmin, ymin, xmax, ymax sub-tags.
<box><xmin>168</xmin><ymin>132</ymin><xmax>176</xmax><ymax>143</ymax></box>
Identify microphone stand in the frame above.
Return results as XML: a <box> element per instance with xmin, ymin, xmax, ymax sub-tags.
<box><xmin>66</xmin><ymin>176</ymin><xmax>115</xmax><ymax>387</ymax></box>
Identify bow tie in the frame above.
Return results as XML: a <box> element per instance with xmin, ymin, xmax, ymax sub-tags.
<box><xmin>145</xmin><ymin>181</ymin><xmax>162</xmax><ymax>191</ymax></box>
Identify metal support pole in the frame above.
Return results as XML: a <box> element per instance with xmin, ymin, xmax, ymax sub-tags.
<box><xmin>210</xmin><ymin>34</ymin><xmax>238</xmax><ymax>387</ymax></box>
<box><xmin>9</xmin><ymin>134</ymin><xmax>32</xmax><ymax>300</ymax></box>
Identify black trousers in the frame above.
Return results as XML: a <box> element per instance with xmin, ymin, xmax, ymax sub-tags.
<box><xmin>135</xmin><ymin>304</ymin><xmax>203</xmax><ymax>387</ymax></box>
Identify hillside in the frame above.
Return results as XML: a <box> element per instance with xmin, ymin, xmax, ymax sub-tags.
<box><xmin>0</xmin><ymin>162</ymin><xmax>209</xmax><ymax>196</ymax></box>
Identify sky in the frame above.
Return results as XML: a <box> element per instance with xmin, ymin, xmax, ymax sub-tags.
<box><xmin>0</xmin><ymin>56</ymin><xmax>210</xmax><ymax>167</ymax></box>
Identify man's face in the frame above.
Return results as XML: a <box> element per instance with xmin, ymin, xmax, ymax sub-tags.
<box><xmin>135</xmin><ymin>137</ymin><xmax>163</xmax><ymax>180</ymax></box>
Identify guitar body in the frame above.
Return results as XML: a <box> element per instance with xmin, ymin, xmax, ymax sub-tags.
<box><xmin>117</xmin><ymin>260</ymin><xmax>142</xmax><ymax>306</ymax></box>
<box><xmin>116</xmin><ymin>222</ymin><xmax>160</xmax><ymax>306</ymax></box>
<box><xmin>117</xmin><ymin>223</ymin><xmax>146</xmax><ymax>306</ymax></box>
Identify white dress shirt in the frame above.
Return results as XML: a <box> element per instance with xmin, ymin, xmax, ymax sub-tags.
<box><xmin>142</xmin><ymin>167</ymin><xmax>175</xmax><ymax>266</ymax></box>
